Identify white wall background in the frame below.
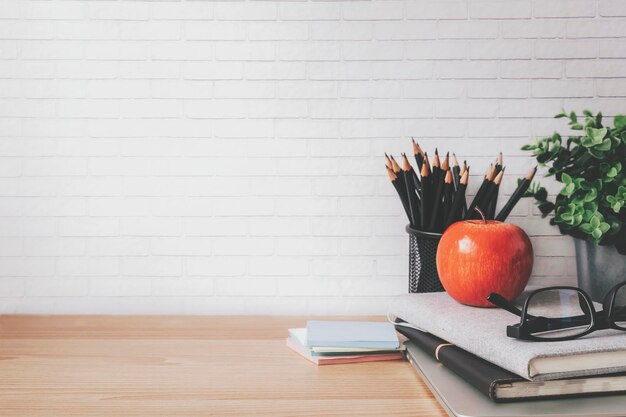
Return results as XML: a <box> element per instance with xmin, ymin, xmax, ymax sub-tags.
<box><xmin>0</xmin><ymin>0</ymin><xmax>625</xmax><ymax>314</ymax></box>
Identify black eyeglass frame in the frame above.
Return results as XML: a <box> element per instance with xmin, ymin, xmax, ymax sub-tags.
<box><xmin>487</xmin><ymin>282</ymin><xmax>626</xmax><ymax>342</ymax></box>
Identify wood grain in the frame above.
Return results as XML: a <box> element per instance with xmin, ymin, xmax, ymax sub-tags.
<box><xmin>0</xmin><ymin>316</ymin><xmax>445</xmax><ymax>417</ymax></box>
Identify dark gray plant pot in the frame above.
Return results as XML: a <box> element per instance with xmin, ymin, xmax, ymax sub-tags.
<box><xmin>574</xmin><ymin>238</ymin><xmax>626</xmax><ymax>302</ymax></box>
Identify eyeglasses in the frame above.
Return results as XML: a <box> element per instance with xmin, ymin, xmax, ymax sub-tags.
<box><xmin>487</xmin><ymin>282</ymin><xmax>626</xmax><ymax>342</ymax></box>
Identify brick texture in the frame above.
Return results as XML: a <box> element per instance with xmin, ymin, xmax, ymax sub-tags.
<box><xmin>0</xmin><ymin>0</ymin><xmax>623</xmax><ymax>314</ymax></box>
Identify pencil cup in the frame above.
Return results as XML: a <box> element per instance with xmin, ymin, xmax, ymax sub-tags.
<box><xmin>406</xmin><ymin>226</ymin><xmax>445</xmax><ymax>293</ymax></box>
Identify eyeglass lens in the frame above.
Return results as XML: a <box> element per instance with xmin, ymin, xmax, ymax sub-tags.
<box><xmin>526</xmin><ymin>289</ymin><xmax>593</xmax><ymax>339</ymax></box>
<box><xmin>611</xmin><ymin>284</ymin><xmax>626</xmax><ymax>330</ymax></box>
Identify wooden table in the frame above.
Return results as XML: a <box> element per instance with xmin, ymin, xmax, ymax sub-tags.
<box><xmin>0</xmin><ymin>316</ymin><xmax>445</xmax><ymax>416</ymax></box>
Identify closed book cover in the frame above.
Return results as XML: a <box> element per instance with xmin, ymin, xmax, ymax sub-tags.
<box><xmin>397</xmin><ymin>322</ymin><xmax>626</xmax><ymax>402</ymax></box>
<box><xmin>286</xmin><ymin>329</ymin><xmax>402</xmax><ymax>365</ymax></box>
<box><xmin>391</xmin><ymin>293</ymin><xmax>626</xmax><ymax>381</ymax></box>
<box><xmin>306</xmin><ymin>320</ymin><xmax>399</xmax><ymax>349</ymax></box>
<box><xmin>289</xmin><ymin>328</ymin><xmax>401</xmax><ymax>356</ymax></box>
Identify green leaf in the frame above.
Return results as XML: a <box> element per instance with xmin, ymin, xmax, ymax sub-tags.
<box><xmin>596</xmin><ymin>138</ymin><xmax>612</xmax><ymax>151</ymax></box>
<box><xmin>538</xmin><ymin>202</ymin><xmax>555</xmax><ymax>217</ymax></box>
<box><xmin>584</xmin><ymin>188</ymin><xmax>598</xmax><ymax>202</ymax></box>
<box><xmin>614</xmin><ymin>114</ymin><xmax>626</xmax><ymax>130</ymax></box>
<box><xmin>592</xmin><ymin>228</ymin><xmax>602</xmax><ymax>240</ymax></box>
<box><xmin>560</xmin><ymin>182</ymin><xmax>576</xmax><ymax>196</ymax></box>
<box><xmin>561</xmin><ymin>172</ymin><xmax>573</xmax><ymax>184</ymax></box>
<box><xmin>586</xmin><ymin>127</ymin><xmax>607</xmax><ymax>144</ymax></box>
<box><xmin>535</xmin><ymin>188</ymin><xmax>548</xmax><ymax>201</ymax></box>
<box><xmin>582</xmin><ymin>137</ymin><xmax>595</xmax><ymax>148</ymax></box>
<box><xmin>607</xmin><ymin>196</ymin><xmax>621</xmax><ymax>213</ymax></box>
<box><xmin>591</xmin><ymin>216</ymin><xmax>600</xmax><ymax>228</ymax></box>
<box><xmin>580</xmin><ymin>223</ymin><xmax>594</xmax><ymax>233</ymax></box>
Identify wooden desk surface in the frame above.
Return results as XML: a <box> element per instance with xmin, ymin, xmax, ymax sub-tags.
<box><xmin>0</xmin><ymin>315</ymin><xmax>445</xmax><ymax>417</ymax></box>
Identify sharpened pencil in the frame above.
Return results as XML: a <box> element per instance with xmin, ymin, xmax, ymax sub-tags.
<box><xmin>442</xmin><ymin>170</ymin><xmax>454</xmax><ymax>232</ymax></box>
<box><xmin>476</xmin><ymin>166</ymin><xmax>503</xmax><ymax>218</ymax></box>
<box><xmin>420</xmin><ymin>154</ymin><xmax>431</xmax><ymax>230</ymax></box>
<box><xmin>412</xmin><ymin>138</ymin><xmax>424</xmax><ymax>173</ymax></box>
<box><xmin>466</xmin><ymin>164</ymin><xmax>496</xmax><ymax>219</ymax></box>
<box><xmin>403</xmin><ymin>152</ymin><xmax>421</xmax><ymax>193</ymax></box>
<box><xmin>387</xmin><ymin>166</ymin><xmax>412</xmax><ymax>223</ymax></box>
<box><xmin>428</xmin><ymin>153</ymin><xmax>449</xmax><ymax>232</ymax></box>
<box><xmin>402</xmin><ymin>154</ymin><xmax>421</xmax><ymax>228</ymax></box>
<box><xmin>496</xmin><ymin>166</ymin><xmax>537</xmax><ymax>222</ymax></box>
<box><xmin>384</xmin><ymin>153</ymin><xmax>393</xmax><ymax>171</ymax></box>
<box><xmin>432</xmin><ymin>149</ymin><xmax>441</xmax><ymax>187</ymax></box>
<box><xmin>452</xmin><ymin>153</ymin><xmax>460</xmax><ymax>191</ymax></box>
<box><xmin>481</xmin><ymin>168</ymin><xmax>504</xmax><ymax>220</ymax></box>
<box><xmin>461</xmin><ymin>160</ymin><xmax>468</xmax><ymax>215</ymax></box>
<box><xmin>390</xmin><ymin>155</ymin><xmax>401</xmax><ymax>174</ymax></box>
<box><xmin>445</xmin><ymin>168</ymin><xmax>469</xmax><ymax>227</ymax></box>
<box><xmin>487</xmin><ymin>167</ymin><xmax>504</xmax><ymax>219</ymax></box>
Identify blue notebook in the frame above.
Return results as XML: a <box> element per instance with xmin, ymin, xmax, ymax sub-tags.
<box><xmin>306</xmin><ymin>320</ymin><xmax>399</xmax><ymax>349</ymax></box>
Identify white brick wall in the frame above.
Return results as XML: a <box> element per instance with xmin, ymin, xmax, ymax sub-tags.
<box><xmin>0</xmin><ymin>0</ymin><xmax>624</xmax><ymax>315</ymax></box>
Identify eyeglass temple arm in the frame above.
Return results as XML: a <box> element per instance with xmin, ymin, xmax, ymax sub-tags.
<box><xmin>488</xmin><ymin>292</ymin><xmax>594</xmax><ymax>333</ymax></box>
<box><xmin>487</xmin><ymin>293</ymin><xmax>523</xmax><ymax>317</ymax></box>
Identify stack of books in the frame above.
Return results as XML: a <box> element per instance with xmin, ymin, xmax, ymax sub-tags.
<box><xmin>391</xmin><ymin>293</ymin><xmax>626</xmax><ymax>403</ymax></box>
<box><xmin>286</xmin><ymin>320</ymin><xmax>403</xmax><ymax>365</ymax></box>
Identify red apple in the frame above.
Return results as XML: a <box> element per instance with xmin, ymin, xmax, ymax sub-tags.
<box><xmin>436</xmin><ymin>218</ymin><xmax>533</xmax><ymax>307</ymax></box>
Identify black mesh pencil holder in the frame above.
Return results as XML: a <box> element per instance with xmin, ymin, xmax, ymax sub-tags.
<box><xmin>406</xmin><ymin>225</ymin><xmax>445</xmax><ymax>293</ymax></box>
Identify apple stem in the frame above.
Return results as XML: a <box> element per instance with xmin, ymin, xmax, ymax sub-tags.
<box><xmin>474</xmin><ymin>207</ymin><xmax>487</xmax><ymax>224</ymax></box>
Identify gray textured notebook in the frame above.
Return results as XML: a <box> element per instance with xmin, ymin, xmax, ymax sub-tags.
<box><xmin>405</xmin><ymin>341</ymin><xmax>626</xmax><ymax>417</ymax></box>
<box><xmin>392</xmin><ymin>293</ymin><xmax>626</xmax><ymax>381</ymax></box>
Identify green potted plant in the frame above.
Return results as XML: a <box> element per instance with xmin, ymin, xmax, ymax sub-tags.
<box><xmin>522</xmin><ymin>110</ymin><xmax>626</xmax><ymax>301</ymax></box>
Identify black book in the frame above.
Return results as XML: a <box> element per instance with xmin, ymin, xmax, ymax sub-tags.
<box><xmin>395</xmin><ymin>322</ymin><xmax>626</xmax><ymax>403</ymax></box>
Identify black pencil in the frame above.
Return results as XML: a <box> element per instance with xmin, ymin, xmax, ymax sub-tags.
<box><xmin>452</xmin><ymin>153</ymin><xmax>460</xmax><ymax>191</ymax></box>
<box><xmin>420</xmin><ymin>154</ymin><xmax>431</xmax><ymax>231</ymax></box>
<box><xmin>466</xmin><ymin>164</ymin><xmax>496</xmax><ymax>219</ymax></box>
<box><xmin>389</xmin><ymin>155</ymin><xmax>406</xmax><ymax>198</ymax></box>
<box><xmin>387</xmin><ymin>166</ymin><xmax>412</xmax><ymax>223</ymax></box>
<box><xmin>442</xmin><ymin>170</ymin><xmax>454</xmax><ymax>232</ymax></box>
<box><xmin>445</xmin><ymin>168</ymin><xmax>469</xmax><ymax>228</ymax></box>
<box><xmin>461</xmin><ymin>160</ymin><xmax>468</xmax><ymax>216</ymax></box>
<box><xmin>431</xmin><ymin>149</ymin><xmax>441</xmax><ymax>187</ymax></box>
<box><xmin>390</xmin><ymin>155</ymin><xmax>401</xmax><ymax>174</ymax></box>
<box><xmin>402</xmin><ymin>154</ymin><xmax>420</xmax><ymax>228</ymax></box>
<box><xmin>475</xmin><ymin>166</ymin><xmax>503</xmax><ymax>218</ymax></box>
<box><xmin>404</xmin><ymin>152</ymin><xmax>421</xmax><ymax>193</ymax></box>
<box><xmin>495</xmin><ymin>152</ymin><xmax>503</xmax><ymax>172</ymax></box>
<box><xmin>385</xmin><ymin>153</ymin><xmax>393</xmax><ymax>171</ymax></box>
<box><xmin>438</xmin><ymin>153</ymin><xmax>450</xmax><ymax>228</ymax></box>
<box><xmin>481</xmin><ymin>168</ymin><xmax>504</xmax><ymax>220</ymax></box>
<box><xmin>428</xmin><ymin>153</ymin><xmax>449</xmax><ymax>232</ymax></box>
<box><xmin>487</xmin><ymin>166</ymin><xmax>504</xmax><ymax>219</ymax></box>
<box><xmin>412</xmin><ymin>138</ymin><xmax>424</xmax><ymax>173</ymax></box>
<box><xmin>496</xmin><ymin>166</ymin><xmax>537</xmax><ymax>222</ymax></box>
